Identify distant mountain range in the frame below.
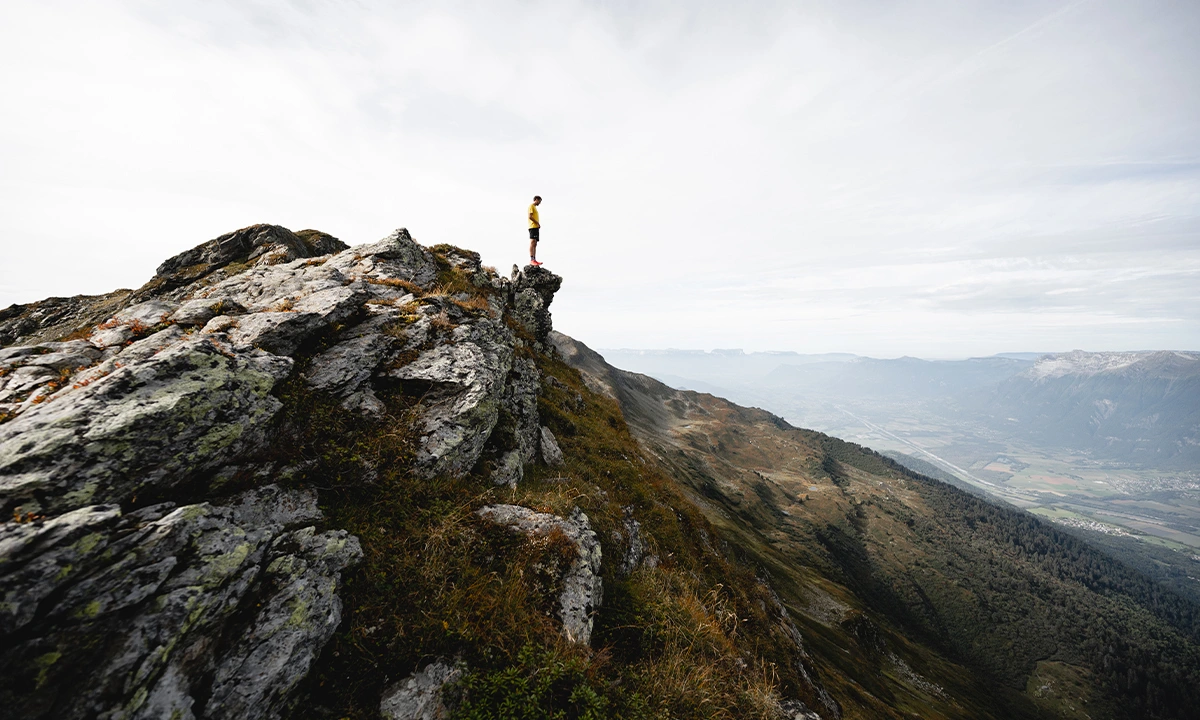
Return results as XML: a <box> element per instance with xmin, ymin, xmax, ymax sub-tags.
<box><xmin>599</xmin><ymin>348</ymin><xmax>1200</xmax><ymax>470</ymax></box>
<box><xmin>972</xmin><ymin>350</ymin><xmax>1200</xmax><ymax>469</ymax></box>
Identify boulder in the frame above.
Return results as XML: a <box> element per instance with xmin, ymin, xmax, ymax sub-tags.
<box><xmin>539</xmin><ymin>426</ymin><xmax>565</xmax><ymax>467</ymax></box>
<box><xmin>333</xmin><ymin>228</ymin><xmax>439</xmax><ymax>288</ymax></box>
<box><xmin>489</xmin><ymin>449</ymin><xmax>524</xmax><ymax>488</ymax></box>
<box><xmin>615</xmin><ymin>506</ymin><xmax>645</xmax><ymax>577</ymax></box>
<box><xmin>304</xmin><ymin>311</ymin><xmax>404</xmax><ymax>402</ymax></box>
<box><xmin>380</xmin><ymin>661</ymin><xmax>462</xmax><ymax>720</ymax></box>
<box><xmin>475</xmin><ymin>505</ymin><xmax>602</xmax><ymax>645</ymax></box>
<box><xmin>143</xmin><ymin>224</ymin><xmax>349</xmax><ymax>303</ymax></box>
<box><xmin>779</xmin><ymin>700</ymin><xmax>823</xmax><ymax>720</ymax></box>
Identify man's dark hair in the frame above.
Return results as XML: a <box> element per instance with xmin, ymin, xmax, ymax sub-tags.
<box><xmin>533</xmin><ymin>195</ymin><xmax>542</xmax><ymax>201</ymax></box>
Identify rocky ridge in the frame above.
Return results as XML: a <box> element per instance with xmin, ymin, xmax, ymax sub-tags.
<box><xmin>0</xmin><ymin>225</ymin><xmax>580</xmax><ymax>719</ymax></box>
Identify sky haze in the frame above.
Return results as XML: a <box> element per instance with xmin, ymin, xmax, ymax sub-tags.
<box><xmin>1</xmin><ymin>0</ymin><xmax>1197</xmax><ymax>357</ymax></box>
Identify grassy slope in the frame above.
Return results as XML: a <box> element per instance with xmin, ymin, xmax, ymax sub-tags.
<box><xmin>601</xmin><ymin>366</ymin><xmax>1200</xmax><ymax>720</ymax></box>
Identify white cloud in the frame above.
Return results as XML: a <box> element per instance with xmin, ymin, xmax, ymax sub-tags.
<box><xmin>0</xmin><ymin>0</ymin><xmax>1197</xmax><ymax>356</ymax></box>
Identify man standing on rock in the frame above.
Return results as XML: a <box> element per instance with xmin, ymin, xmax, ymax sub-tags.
<box><xmin>528</xmin><ymin>195</ymin><xmax>543</xmax><ymax>266</ymax></box>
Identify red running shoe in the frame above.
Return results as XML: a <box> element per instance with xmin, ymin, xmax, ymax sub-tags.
<box><xmin>530</xmin><ymin>259</ymin><xmax>543</xmax><ymax>266</ymax></box>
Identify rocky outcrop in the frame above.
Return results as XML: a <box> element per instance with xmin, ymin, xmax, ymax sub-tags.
<box><xmin>380</xmin><ymin>661</ymin><xmax>462</xmax><ymax>720</ymax></box>
<box><xmin>0</xmin><ymin>227</ymin><xmax>351</xmax><ymax>352</ymax></box>
<box><xmin>134</xmin><ymin>224</ymin><xmax>350</xmax><ymax>305</ymax></box>
<box><xmin>475</xmin><ymin>505</ymin><xmax>602</xmax><ymax>645</ymax></box>
<box><xmin>0</xmin><ymin>225</ymin><xmax>563</xmax><ymax>719</ymax></box>
<box><xmin>510</xmin><ymin>266</ymin><xmax>562</xmax><ymax>348</ymax></box>
<box><xmin>0</xmin><ymin>335</ymin><xmax>292</xmax><ymax>515</ymax></box>
<box><xmin>388</xmin><ymin>320</ymin><xmax>515</xmax><ymax>479</ymax></box>
<box><xmin>0</xmin><ymin>291</ymin><xmax>134</xmax><ymax>349</ymax></box>
<box><xmin>0</xmin><ymin>485</ymin><xmax>360</xmax><ymax>720</ymax></box>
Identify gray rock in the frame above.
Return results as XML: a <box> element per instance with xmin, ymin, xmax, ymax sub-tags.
<box><xmin>380</xmin><ymin>661</ymin><xmax>462</xmax><ymax>720</ymax></box>
<box><xmin>617</xmin><ymin>506</ymin><xmax>645</xmax><ymax>577</ymax></box>
<box><xmin>170</xmin><ymin>299</ymin><xmax>225</xmax><ymax>327</ymax></box>
<box><xmin>107</xmin><ymin>324</ymin><xmax>186</xmax><ymax>365</ymax></box>
<box><xmin>339</xmin><ymin>228</ymin><xmax>440</xmax><ymax>288</ymax></box>
<box><xmin>475</xmin><ymin>505</ymin><xmax>602</xmax><ymax>645</ymax></box>
<box><xmin>227</xmin><ymin>285</ymin><xmax>366</xmax><ymax>355</ymax></box>
<box><xmin>0</xmin><ymin>504</ymin><xmax>123</xmax><ymax>635</ymax></box>
<box><xmin>540</xmin><ymin>426</ymin><xmax>564</xmax><ymax>467</ymax></box>
<box><xmin>341</xmin><ymin>387</ymin><xmax>387</xmax><ymax>417</ymax></box>
<box><xmin>204</xmin><ymin>527</ymin><xmax>362</xmax><ymax>720</ymax></box>
<box><xmin>507</xmin><ymin>357</ymin><xmax>542</xmax><ymax>465</ymax></box>
<box><xmin>0</xmin><ymin>346</ymin><xmax>45</xmax><ymax>363</ymax></box>
<box><xmin>90</xmin><ymin>324</ymin><xmax>135</xmax><ymax>348</ymax></box>
<box><xmin>294</xmin><ymin>229</ymin><xmax>348</xmax><ymax>256</ymax></box>
<box><xmin>0</xmin><ymin>365</ymin><xmax>56</xmax><ymax>403</ymax></box>
<box><xmin>148</xmin><ymin>224</ymin><xmax>346</xmax><ymax>301</ymax></box>
<box><xmin>0</xmin><ymin>489</ymin><xmax>360</xmax><ymax>720</ymax></box>
<box><xmin>0</xmin><ymin>336</ymin><xmax>292</xmax><ymax>515</ymax></box>
<box><xmin>305</xmin><ymin>313</ymin><xmax>399</xmax><ymax>399</ymax></box>
<box><xmin>388</xmin><ymin>329</ymin><xmax>513</xmax><ymax>478</ymax></box>
<box><xmin>778</xmin><ymin>700</ymin><xmax>823</xmax><ymax>720</ymax></box>
<box><xmin>510</xmin><ymin>266</ymin><xmax>562</xmax><ymax>345</ymax></box>
<box><xmin>223</xmin><ymin>484</ymin><xmax>321</xmax><ymax>528</ymax></box>
<box><xmin>20</xmin><ymin>346</ymin><xmax>102</xmax><ymax>371</ymax></box>
<box><xmin>483</xmin><ymin>356</ymin><xmax>542</xmax><ymax>486</ymax></box>
<box><xmin>0</xmin><ymin>292</ymin><xmax>135</xmax><ymax>348</ymax></box>
<box><xmin>438</xmin><ymin>246</ymin><xmax>481</xmax><ymax>271</ymax></box>
<box><xmin>489</xmin><ymin>449</ymin><xmax>524</xmax><ymax>488</ymax></box>
<box><xmin>113</xmin><ymin>300</ymin><xmax>178</xmax><ymax>327</ymax></box>
<box><xmin>202</xmin><ymin>315</ymin><xmax>239</xmax><ymax>334</ymax></box>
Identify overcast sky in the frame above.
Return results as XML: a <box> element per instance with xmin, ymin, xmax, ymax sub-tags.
<box><xmin>1</xmin><ymin>0</ymin><xmax>1197</xmax><ymax>357</ymax></box>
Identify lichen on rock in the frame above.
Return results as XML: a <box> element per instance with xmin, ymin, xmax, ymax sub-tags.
<box><xmin>0</xmin><ymin>487</ymin><xmax>360</xmax><ymax>720</ymax></box>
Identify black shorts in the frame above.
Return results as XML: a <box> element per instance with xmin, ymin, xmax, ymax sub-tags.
<box><xmin>528</xmin><ymin>227</ymin><xmax>540</xmax><ymax>240</ymax></box>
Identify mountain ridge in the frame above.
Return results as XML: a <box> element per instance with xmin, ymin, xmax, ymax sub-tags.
<box><xmin>554</xmin><ymin>333</ymin><xmax>1200</xmax><ymax>719</ymax></box>
<box><xmin>1</xmin><ymin>226</ymin><xmax>1198</xmax><ymax>719</ymax></box>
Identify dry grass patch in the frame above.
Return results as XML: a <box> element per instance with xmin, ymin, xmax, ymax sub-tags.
<box><xmin>431</xmin><ymin>310</ymin><xmax>457</xmax><ymax>332</ymax></box>
<box><xmin>367</xmin><ymin>277</ymin><xmax>425</xmax><ymax>295</ymax></box>
<box><xmin>268</xmin><ymin>297</ymin><xmax>296</xmax><ymax>313</ymax></box>
<box><xmin>452</xmin><ymin>294</ymin><xmax>495</xmax><ymax>317</ymax></box>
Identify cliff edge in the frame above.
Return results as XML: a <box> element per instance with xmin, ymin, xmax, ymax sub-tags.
<box><xmin>0</xmin><ymin>225</ymin><xmax>835</xmax><ymax>720</ymax></box>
